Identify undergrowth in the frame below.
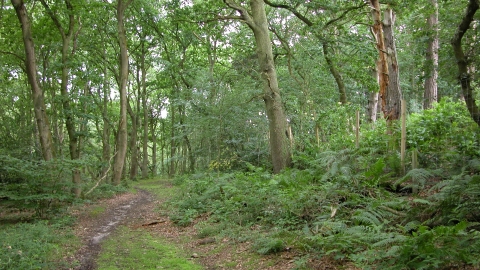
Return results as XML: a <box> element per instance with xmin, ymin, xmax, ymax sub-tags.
<box><xmin>0</xmin><ymin>220</ymin><xmax>78</xmax><ymax>269</ymax></box>
<box><xmin>171</xmin><ymin>148</ymin><xmax>480</xmax><ymax>269</ymax></box>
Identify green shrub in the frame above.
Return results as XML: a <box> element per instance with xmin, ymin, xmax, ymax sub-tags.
<box><xmin>407</xmin><ymin>99</ymin><xmax>480</xmax><ymax>169</ymax></box>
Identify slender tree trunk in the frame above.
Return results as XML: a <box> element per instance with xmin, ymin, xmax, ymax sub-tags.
<box><xmin>323</xmin><ymin>42</ymin><xmax>347</xmax><ymax>104</ymax></box>
<box><xmin>169</xmin><ymin>102</ymin><xmax>176</xmax><ymax>177</ymax></box>
<box><xmin>127</xmin><ymin>101</ymin><xmax>139</xmax><ymax>180</ymax></box>
<box><xmin>40</xmin><ymin>0</ymin><xmax>82</xmax><ymax>196</ymax></box>
<box><xmin>100</xmin><ymin>55</ymin><xmax>111</xmax><ymax>181</ymax></box>
<box><xmin>150</xmin><ymin>115</ymin><xmax>158</xmax><ymax>176</ymax></box>
<box><xmin>451</xmin><ymin>0</ymin><xmax>480</xmax><ymax>126</ymax></box>
<box><xmin>224</xmin><ymin>0</ymin><xmax>291</xmax><ymax>173</ymax></box>
<box><xmin>382</xmin><ymin>8</ymin><xmax>402</xmax><ymax>121</ymax></box>
<box><xmin>141</xmin><ymin>47</ymin><xmax>149</xmax><ymax>178</ymax></box>
<box><xmin>11</xmin><ymin>0</ymin><xmax>54</xmax><ymax>161</ymax></box>
<box><xmin>423</xmin><ymin>0</ymin><xmax>439</xmax><ymax>110</ymax></box>
<box><xmin>112</xmin><ymin>0</ymin><xmax>131</xmax><ymax>185</ymax></box>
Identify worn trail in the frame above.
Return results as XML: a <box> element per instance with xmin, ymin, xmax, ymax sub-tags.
<box><xmin>73</xmin><ymin>189</ymin><xmax>156</xmax><ymax>270</ymax></box>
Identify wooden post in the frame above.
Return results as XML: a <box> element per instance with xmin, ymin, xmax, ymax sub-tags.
<box><xmin>355</xmin><ymin>110</ymin><xmax>360</xmax><ymax>148</ymax></box>
<box><xmin>400</xmin><ymin>99</ymin><xmax>406</xmax><ymax>175</ymax></box>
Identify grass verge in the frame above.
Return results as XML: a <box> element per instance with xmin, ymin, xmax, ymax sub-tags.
<box><xmin>97</xmin><ymin>225</ymin><xmax>202</xmax><ymax>270</ymax></box>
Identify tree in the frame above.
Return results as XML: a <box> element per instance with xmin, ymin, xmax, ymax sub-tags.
<box><xmin>423</xmin><ymin>0</ymin><xmax>439</xmax><ymax>109</ymax></box>
<box><xmin>382</xmin><ymin>8</ymin><xmax>402</xmax><ymax>121</ymax></box>
<box><xmin>11</xmin><ymin>0</ymin><xmax>54</xmax><ymax>161</ymax></box>
<box><xmin>224</xmin><ymin>0</ymin><xmax>291</xmax><ymax>173</ymax></box>
<box><xmin>112</xmin><ymin>0</ymin><xmax>132</xmax><ymax>185</ymax></box>
<box><xmin>39</xmin><ymin>0</ymin><xmax>83</xmax><ymax>196</ymax></box>
<box><xmin>451</xmin><ymin>0</ymin><xmax>480</xmax><ymax>126</ymax></box>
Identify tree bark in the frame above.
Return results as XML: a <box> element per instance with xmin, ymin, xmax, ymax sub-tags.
<box><xmin>40</xmin><ymin>0</ymin><xmax>82</xmax><ymax>196</ymax></box>
<box><xmin>141</xmin><ymin>43</ymin><xmax>149</xmax><ymax>178</ymax></box>
<box><xmin>451</xmin><ymin>0</ymin><xmax>480</xmax><ymax>126</ymax></box>
<box><xmin>169</xmin><ymin>102</ymin><xmax>176</xmax><ymax>177</ymax></box>
<box><xmin>127</xmin><ymin>100</ymin><xmax>139</xmax><ymax>180</ymax></box>
<box><xmin>369</xmin><ymin>0</ymin><xmax>389</xmax><ymax>120</ymax></box>
<box><xmin>224</xmin><ymin>0</ymin><xmax>291</xmax><ymax>173</ymax></box>
<box><xmin>11</xmin><ymin>0</ymin><xmax>54</xmax><ymax>161</ymax></box>
<box><xmin>382</xmin><ymin>8</ymin><xmax>402</xmax><ymax>121</ymax></box>
<box><xmin>323</xmin><ymin>42</ymin><xmax>347</xmax><ymax>104</ymax></box>
<box><xmin>423</xmin><ymin>0</ymin><xmax>439</xmax><ymax>110</ymax></box>
<box><xmin>112</xmin><ymin>0</ymin><xmax>131</xmax><ymax>185</ymax></box>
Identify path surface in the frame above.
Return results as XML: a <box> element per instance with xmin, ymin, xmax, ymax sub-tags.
<box><xmin>70</xmin><ymin>182</ymin><xmax>299</xmax><ymax>269</ymax></box>
<box><xmin>72</xmin><ymin>189</ymin><xmax>157</xmax><ymax>269</ymax></box>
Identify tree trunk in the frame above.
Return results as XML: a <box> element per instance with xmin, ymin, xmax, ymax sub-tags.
<box><xmin>169</xmin><ymin>102</ymin><xmax>176</xmax><ymax>177</ymax></box>
<box><xmin>100</xmin><ymin>55</ymin><xmax>111</xmax><ymax>181</ymax></box>
<box><xmin>224</xmin><ymin>0</ymin><xmax>291</xmax><ymax>173</ymax></box>
<box><xmin>369</xmin><ymin>0</ymin><xmax>389</xmax><ymax>121</ymax></box>
<box><xmin>423</xmin><ymin>0</ymin><xmax>439</xmax><ymax>110</ymax></box>
<box><xmin>382</xmin><ymin>8</ymin><xmax>402</xmax><ymax>121</ymax></box>
<box><xmin>11</xmin><ymin>0</ymin><xmax>54</xmax><ymax>161</ymax></box>
<box><xmin>127</xmin><ymin>101</ymin><xmax>139</xmax><ymax>180</ymax></box>
<box><xmin>150</xmin><ymin>115</ymin><xmax>158</xmax><ymax>176</ymax></box>
<box><xmin>112</xmin><ymin>0</ymin><xmax>131</xmax><ymax>185</ymax></box>
<box><xmin>141</xmin><ymin>47</ymin><xmax>149</xmax><ymax>178</ymax></box>
<box><xmin>451</xmin><ymin>0</ymin><xmax>480</xmax><ymax>126</ymax></box>
<box><xmin>40</xmin><ymin>0</ymin><xmax>82</xmax><ymax>196</ymax></box>
<box><xmin>323</xmin><ymin>42</ymin><xmax>347</xmax><ymax>104</ymax></box>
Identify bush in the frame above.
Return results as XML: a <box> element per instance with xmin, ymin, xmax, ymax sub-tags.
<box><xmin>407</xmin><ymin>99</ymin><xmax>480</xmax><ymax>169</ymax></box>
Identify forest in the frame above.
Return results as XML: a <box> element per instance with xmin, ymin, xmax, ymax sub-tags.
<box><xmin>1</xmin><ymin>0</ymin><xmax>480</xmax><ymax>269</ymax></box>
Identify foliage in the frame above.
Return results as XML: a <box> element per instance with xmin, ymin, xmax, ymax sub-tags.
<box><xmin>0</xmin><ymin>154</ymin><xmax>76</xmax><ymax>216</ymax></box>
<box><xmin>0</xmin><ymin>221</ymin><xmax>77</xmax><ymax>269</ymax></box>
<box><xmin>407</xmin><ymin>99</ymin><xmax>480</xmax><ymax>170</ymax></box>
<box><xmin>170</xmin><ymin>144</ymin><xmax>480</xmax><ymax>268</ymax></box>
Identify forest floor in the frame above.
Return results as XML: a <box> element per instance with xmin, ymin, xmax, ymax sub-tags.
<box><xmin>70</xmin><ymin>178</ymin><xmax>308</xmax><ymax>270</ymax></box>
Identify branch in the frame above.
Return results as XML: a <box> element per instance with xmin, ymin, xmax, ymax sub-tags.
<box><xmin>84</xmin><ymin>152</ymin><xmax>117</xmax><ymax>196</ymax></box>
<box><xmin>264</xmin><ymin>0</ymin><xmax>313</xmax><ymax>26</ymax></box>
<box><xmin>39</xmin><ymin>0</ymin><xmax>66</xmax><ymax>39</ymax></box>
<box><xmin>324</xmin><ymin>3</ymin><xmax>367</xmax><ymax>28</ymax></box>
<box><xmin>223</xmin><ymin>0</ymin><xmax>255</xmax><ymax>28</ymax></box>
<box><xmin>451</xmin><ymin>0</ymin><xmax>479</xmax><ymax>48</ymax></box>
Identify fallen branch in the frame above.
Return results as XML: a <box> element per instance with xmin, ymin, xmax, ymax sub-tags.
<box><xmin>84</xmin><ymin>152</ymin><xmax>116</xmax><ymax>196</ymax></box>
<box><xmin>142</xmin><ymin>220</ymin><xmax>166</xmax><ymax>226</ymax></box>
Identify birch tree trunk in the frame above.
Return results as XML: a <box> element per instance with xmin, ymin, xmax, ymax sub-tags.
<box><xmin>423</xmin><ymin>0</ymin><xmax>439</xmax><ymax>110</ymax></box>
<box><xmin>112</xmin><ymin>0</ymin><xmax>131</xmax><ymax>185</ymax></box>
<box><xmin>11</xmin><ymin>0</ymin><xmax>54</xmax><ymax>161</ymax></box>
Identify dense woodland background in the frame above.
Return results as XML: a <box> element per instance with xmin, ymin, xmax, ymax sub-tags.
<box><xmin>1</xmin><ymin>0</ymin><xmax>480</xmax><ymax>269</ymax></box>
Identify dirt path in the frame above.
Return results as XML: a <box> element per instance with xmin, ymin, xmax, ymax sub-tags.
<box><xmin>70</xmin><ymin>182</ymin><xmax>297</xmax><ymax>269</ymax></box>
<box><xmin>72</xmin><ymin>189</ymin><xmax>158</xmax><ymax>269</ymax></box>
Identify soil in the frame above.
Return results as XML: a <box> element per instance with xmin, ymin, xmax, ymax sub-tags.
<box><xmin>70</xmin><ymin>182</ymin><xmax>352</xmax><ymax>270</ymax></box>
<box><xmin>71</xmin><ymin>189</ymin><xmax>156</xmax><ymax>269</ymax></box>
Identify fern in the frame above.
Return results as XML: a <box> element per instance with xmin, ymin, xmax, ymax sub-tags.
<box><xmin>394</xmin><ymin>168</ymin><xmax>437</xmax><ymax>193</ymax></box>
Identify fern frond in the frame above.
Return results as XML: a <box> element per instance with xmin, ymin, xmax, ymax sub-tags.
<box><xmin>353</xmin><ymin>209</ymin><xmax>382</xmax><ymax>226</ymax></box>
<box><xmin>395</xmin><ymin>168</ymin><xmax>434</xmax><ymax>187</ymax></box>
<box><xmin>372</xmin><ymin>234</ymin><xmax>407</xmax><ymax>248</ymax></box>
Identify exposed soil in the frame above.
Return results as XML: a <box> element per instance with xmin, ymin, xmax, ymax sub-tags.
<box><xmin>70</xmin><ymin>182</ymin><xmax>353</xmax><ymax>269</ymax></box>
<box><xmin>71</xmin><ymin>189</ymin><xmax>157</xmax><ymax>269</ymax></box>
